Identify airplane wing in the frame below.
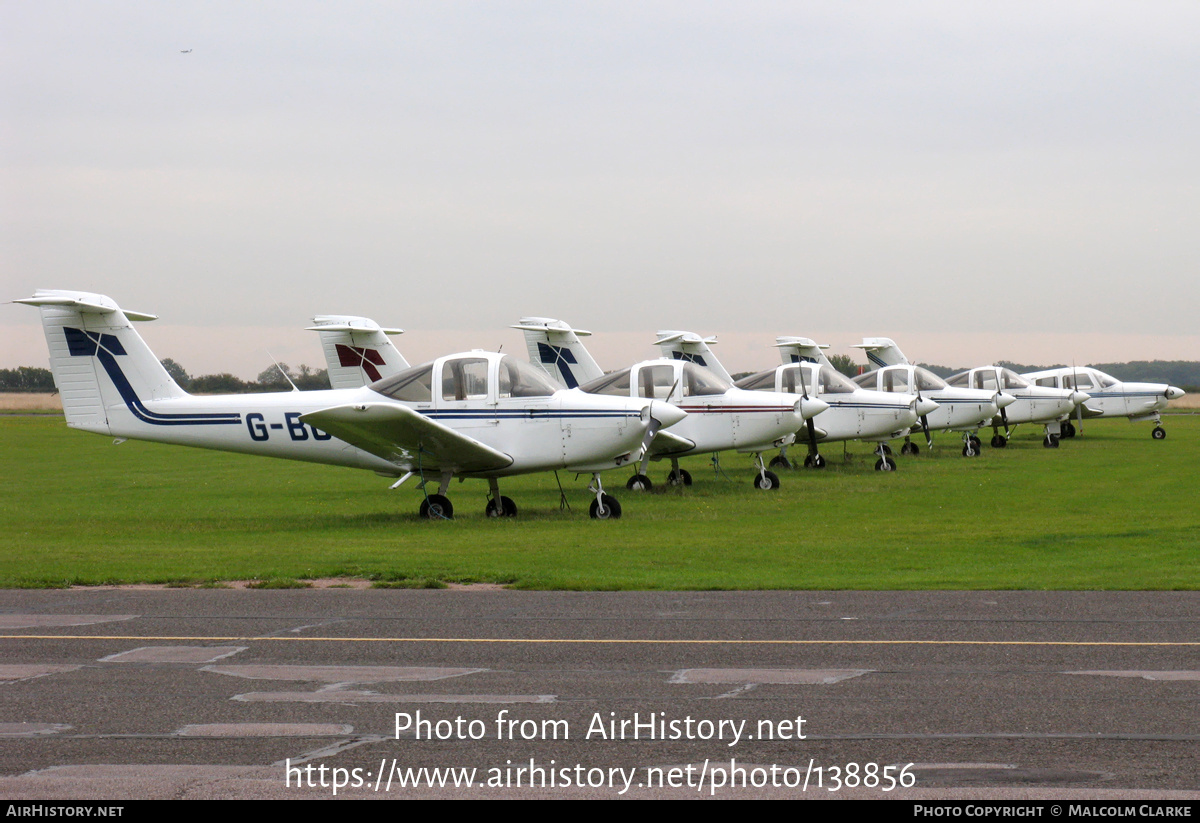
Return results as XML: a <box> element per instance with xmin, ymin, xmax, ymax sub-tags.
<box><xmin>649</xmin><ymin>430</ymin><xmax>695</xmax><ymax>455</ymax></box>
<box><xmin>301</xmin><ymin>403</ymin><xmax>514</xmax><ymax>473</ymax></box>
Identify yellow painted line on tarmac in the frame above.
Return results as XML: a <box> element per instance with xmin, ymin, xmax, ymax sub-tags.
<box><xmin>1</xmin><ymin>634</ymin><xmax>1197</xmax><ymax>647</ymax></box>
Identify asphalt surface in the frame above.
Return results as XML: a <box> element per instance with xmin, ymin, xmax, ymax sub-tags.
<box><xmin>1</xmin><ymin>588</ymin><xmax>1197</xmax><ymax>800</ymax></box>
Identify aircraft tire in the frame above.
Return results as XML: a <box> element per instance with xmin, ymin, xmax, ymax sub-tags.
<box><xmin>1152</xmin><ymin>427</ymin><xmax>1166</xmax><ymax>440</ymax></box>
<box><xmin>1061</xmin><ymin>422</ymin><xmax>1076</xmax><ymax>438</ymax></box>
<box><xmin>420</xmin><ymin>494</ymin><xmax>454</xmax><ymax>520</ymax></box>
<box><xmin>626</xmin><ymin>474</ymin><xmax>653</xmax><ymax>491</ymax></box>
<box><xmin>667</xmin><ymin>469</ymin><xmax>693</xmax><ymax>487</ymax></box>
<box><xmin>881</xmin><ymin>444</ymin><xmax>893</xmax><ymax>456</ymax></box>
<box><xmin>991</xmin><ymin>435</ymin><xmax>1007</xmax><ymax>448</ymax></box>
<box><xmin>875</xmin><ymin>457</ymin><xmax>897</xmax><ymax>472</ymax></box>
<box><xmin>900</xmin><ymin>442</ymin><xmax>919</xmax><ymax>456</ymax></box>
<box><xmin>753</xmin><ymin>470</ymin><xmax>781</xmax><ymax>491</ymax></box>
<box><xmin>1043</xmin><ymin>434</ymin><xmax>1060</xmax><ymax>448</ymax></box>
<box><xmin>804</xmin><ymin>454</ymin><xmax>826</xmax><ymax>469</ymax></box>
<box><xmin>969</xmin><ymin>435</ymin><xmax>982</xmax><ymax>449</ymax></box>
<box><xmin>768</xmin><ymin>455</ymin><xmax>794</xmax><ymax>470</ymax></box>
<box><xmin>962</xmin><ymin>444</ymin><xmax>978</xmax><ymax>457</ymax></box>
<box><xmin>485</xmin><ymin>496</ymin><xmax>518</xmax><ymax>518</ymax></box>
<box><xmin>589</xmin><ymin>494</ymin><xmax>622</xmax><ymax>520</ymax></box>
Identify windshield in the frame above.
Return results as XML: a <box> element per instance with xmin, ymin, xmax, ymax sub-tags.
<box><xmin>581</xmin><ymin>368</ymin><xmax>632</xmax><ymax>397</ymax></box>
<box><xmin>735</xmin><ymin>369</ymin><xmax>778</xmax><ymax>392</ymax></box>
<box><xmin>913</xmin><ymin>367</ymin><xmax>948</xmax><ymax>391</ymax></box>
<box><xmin>372</xmin><ymin>362</ymin><xmax>434</xmax><ymax>402</ymax></box>
<box><xmin>1000</xmin><ymin>368</ymin><xmax>1030</xmax><ymax>389</ymax></box>
<box><xmin>682</xmin><ymin>362</ymin><xmax>731</xmax><ymax>396</ymax></box>
<box><xmin>499</xmin><ymin>356</ymin><xmax>560</xmax><ymax>398</ymax></box>
<box><xmin>817</xmin><ymin>366</ymin><xmax>857</xmax><ymax>394</ymax></box>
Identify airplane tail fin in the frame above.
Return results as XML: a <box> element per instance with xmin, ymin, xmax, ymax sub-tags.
<box><xmin>653</xmin><ymin>330</ymin><xmax>733</xmax><ymax>383</ymax></box>
<box><xmin>15</xmin><ymin>290</ymin><xmax>187</xmax><ymax>434</ymax></box>
<box><xmin>307</xmin><ymin>315</ymin><xmax>409</xmax><ymax>389</ymax></box>
<box><xmin>774</xmin><ymin>336</ymin><xmax>833</xmax><ymax>368</ymax></box>
<box><xmin>511</xmin><ymin>317</ymin><xmax>603</xmax><ymax>388</ymax></box>
<box><xmin>853</xmin><ymin>337</ymin><xmax>910</xmax><ymax>368</ymax></box>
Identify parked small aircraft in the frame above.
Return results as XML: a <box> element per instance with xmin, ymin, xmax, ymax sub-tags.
<box><xmin>18</xmin><ymin>291</ymin><xmax>686</xmax><ymax>520</ymax></box>
<box><xmin>852</xmin><ymin>338</ymin><xmax>1014</xmax><ymax>457</ymax></box>
<box><xmin>657</xmin><ymin>333</ymin><xmax>935</xmax><ymax>472</ymax></box>
<box><xmin>1021</xmin><ymin>366</ymin><xmax>1185</xmax><ymax>440</ymax></box>
<box><xmin>945</xmin><ymin>365</ymin><xmax>1088</xmax><ymax>448</ymax></box>
<box><xmin>514</xmin><ymin>320</ymin><xmax>827</xmax><ymax>490</ymax></box>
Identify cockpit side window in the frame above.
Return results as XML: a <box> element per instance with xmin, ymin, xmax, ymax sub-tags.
<box><xmin>973</xmin><ymin>371</ymin><xmax>999</xmax><ymax>391</ymax></box>
<box><xmin>638</xmin><ymin>364</ymin><xmax>677</xmax><ymax>400</ymax></box>
<box><xmin>881</xmin><ymin>369</ymin><xmax>910</xmax><ymax>393</ymax></box>
<box><xmin>441</xmin><ymin>357</ymin><xmax>490</xmax><ymax>401</ymax></box>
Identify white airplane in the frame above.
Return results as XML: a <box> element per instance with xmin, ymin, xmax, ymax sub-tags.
<box><xmin>944</xmin><ymin>365</ymin><xmax>1089</xmax><ymax>449</ymax></box>
<box><xmin>659</xmin><ymin>333</ymin><xmax>936</xmax><ymax>472</ymax></box>
<box><xmin>17</xmin><ymin>291</ymin><xmax>686</xmax><ymax>520</ymax></box>
<box><xmin>513</xmin><ymin>320</ymin><xmax>828</xmax><ymax>491</ymax></box>
<box><xmin>307</xmin><ymin>315</ymin><xmax>408</xmax><ymax>389</ymax></box>
<box><xmin>1021</xmin><ymin>366</ymin><xmax>1185</xmax><ymax>440</ymax></box>
<box><xmin>852</xmin><ymin>338</ymin><xmax>1015</xmax><ymax>457</ymax></box>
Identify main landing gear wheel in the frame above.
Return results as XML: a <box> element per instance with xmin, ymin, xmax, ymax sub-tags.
<box><xmin>969</xmin><ymin>435</ymin><xmax>982</xmax><ymax>449</ymax></box>
<box><xmin>626</xmin><ymin>474</ymin><xmax>653</xmax><ymax>491</ymax></box>
<box><xmin>880</xmin><ymin>444</ymin><xmax>894</xmax><ymax>456</ymax></box>
<box><xmin>1061</xmin><ymin>422</ymin><xmax>1076</xmax><ymax>438</ymax></box>
<box><xmin>1043</xmin><ymin>434</ymin><xmax>1060</xmax><ymax>448</ymax></box>
<box><xmin>768</xmin><ymin>455</ymin><xmax>794</xmax><ymax>470</ymax></box>
<box><xmin>1152</xmin><ymin>427</ymin><xmax>1166</xmax><ymax>440</ymax></box>
<box><xmin>589</xmin><ymin>494</ymin><xmax>622</xmax><ymax>520</ymax></box>
<box><xmin>419</xmin><ymin>494</ymin><xmax>454</xmax><ymax>520</ymax></box>
<box><xmin>991</xmin><ymin>435</ymin><xmax>1007</xmax><ymax>448</ymax></box>
<box><xmin>900</xmin><ymin>442</ymin><xmax>920</xmax><ymax>456</ymax></box>
<box><xmin>803</xmin><ymin>454</ymin><xmax>826</xmax><ymax>469</ymax></box>
<box><xmin>484</xmin><ymin>496</ymin><xmax>517</xmax><ymax>518</ymax></box>
<box><xmin>753</xmin><ymin>470</ymin><xmax>781</xmax><ymax>491</ymax></box>
<box><xmin>667</xmin><ymin>469</ymin><xmax>693</xmax><ymax>487</ymax></box>
<box><xmin>875</xmin><ymin>457</ymin><xmax>897</xmax><ymax>472</ymax></box>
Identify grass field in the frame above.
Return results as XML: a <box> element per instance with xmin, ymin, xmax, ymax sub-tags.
<box><xmin>2</xmin><ymin>414</ymin><xmax>1197</xmax><ymax>589</ymax></box>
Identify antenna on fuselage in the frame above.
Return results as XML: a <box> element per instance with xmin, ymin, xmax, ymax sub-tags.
<box><xmin>265</xmin><ymin>350</ymin><xmax>300</xmax><ymax>392</ymax></box>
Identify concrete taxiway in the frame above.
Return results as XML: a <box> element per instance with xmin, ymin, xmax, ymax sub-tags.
<box><xmin>1</xmin><ymin>588</ymin><xmax>1197</xmax><ymax>799</ymax></box>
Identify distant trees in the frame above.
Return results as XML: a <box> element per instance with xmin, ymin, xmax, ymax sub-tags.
<box><xmin>0</xmin><ymin>367</ymin><xmax>56</xmax><ymax>392</ymax></box>
<box><xmin>827</xmin><ymin>353</ymin><xmax>860</xmax><ymax>378</ymax></box>
<box><xmin>160</xmin><ymin>358</ymin><xmax>191</xmax><ymax>390</ymax></box>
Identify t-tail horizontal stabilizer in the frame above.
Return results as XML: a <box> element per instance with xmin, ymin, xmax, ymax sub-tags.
<box><xmin>308</xmin><ymin>315</ymin><xmax>408</xmax><ymax>389</ymax></box>
<box><xmin>511</xmin><ymin>317</ymin><xmax>603</xmax><ymax>388</ymax></box>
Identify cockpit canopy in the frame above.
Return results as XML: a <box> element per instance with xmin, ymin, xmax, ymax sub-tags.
<box><xmin>371</xmin><ymin>354</ymin><xmax>561</xmax><ymax>402</ymax></box>
<box><xmin>946</xmin><ymin>367</ymin><xmax>1030</xmax><ymax>391</ymax></box>
<box><xmin>581</xmin><ymin>361</ymin><xmax>731</xmax><ymax>400</ymax></box>
<box><xmin>736</xmin><ymin>363</ymin><xmax>857</xmax><ymax>395</ymax></box>
<box><xmin>854</xmin><ymin>365</ymin><xmax>947</xmax><ymax>393</ymax></box>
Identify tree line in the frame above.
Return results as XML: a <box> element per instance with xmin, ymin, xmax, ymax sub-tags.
<box><xmin>5</xmin><ymin>358</ymin><xmax>1199</xmax><ymax>394</ymax></box>
<box><xmin>0</xmin><ymin>360</ymin><xmax>331</xmax><ymax>394</ymax></box>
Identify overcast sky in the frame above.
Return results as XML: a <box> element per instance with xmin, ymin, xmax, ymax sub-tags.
<box><xmin>4</xmin><ymin>1</ymin><xmax>1198</xmax><ymax>378</ymax></box>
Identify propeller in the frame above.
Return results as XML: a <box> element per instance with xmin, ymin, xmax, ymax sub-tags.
<box><xmin>638</xmin><ymin>376</ymin><xmax>683</xmax><ymax>456</ymax></box>
<box><xmin>800</xmin><ymin>365</ymin><xmax>821</xmax><ymax>456</ymax></box>
<box><xmin>1072</xmin><ymin>362</ymin><xmax>1084</xmax><ymax>436</ymax></box>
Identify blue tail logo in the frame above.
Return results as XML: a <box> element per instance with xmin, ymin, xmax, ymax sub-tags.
<box><xmin>64</xmin><ymin>327</ymin><xmax>241</xmax><ymax>426</ymax></box>
<box><xmin>536</xmin><ymin>342</ymin><xmax>580</xmax><ymax>388</ymax></box>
